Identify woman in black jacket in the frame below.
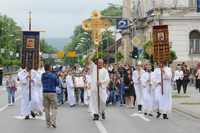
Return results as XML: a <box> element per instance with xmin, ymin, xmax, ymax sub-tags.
<box><xmin>124</xmin><ymin>68</ymin><xmax>135</xmax><ymax>108</ymax></box>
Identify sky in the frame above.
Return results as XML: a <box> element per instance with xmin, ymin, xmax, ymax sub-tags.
<box><xmin>0</xmin><ymin>0</ymin><xmax>122</xmax><ymax>38</ymax></box>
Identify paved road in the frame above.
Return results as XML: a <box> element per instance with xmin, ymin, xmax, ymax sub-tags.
<box><xmin>0</xmin><ymin>78</ymin><xmax>200</xmax><ymax>133</ymax></box>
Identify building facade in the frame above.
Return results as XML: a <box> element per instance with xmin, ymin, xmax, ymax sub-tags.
<box><xmin>122</xmin><ymin>0</ymin><xmax>200</xmax><ymax>69</ymax></box>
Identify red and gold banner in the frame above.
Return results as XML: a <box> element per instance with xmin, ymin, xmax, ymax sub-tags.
<box><xmin>153</xmin><ymin>25</ymin><xmax>171</xmax><ymax>63</ymax></box>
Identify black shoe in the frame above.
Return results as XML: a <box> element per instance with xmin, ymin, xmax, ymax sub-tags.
<box><xmin>31</xmin><ymin>111</ymin><xmax>35</xmax><ymax>118</ymax></box>
<box><xmin>156</xmin><ymin>112</ymin><xmax>161</xmax><ymax>118</ymax></box>
<box><xmin>25</xmin><ymin>116</ymin><xmax>29</xmax><ymax>120</ymax></box>
<box><xmin>149</xmin><ymin>114</ymin><xmax>153</xmax><ymax>116</ymax></box>
<box><xmin>52</xmin><ymin>124</ymin><xmax>57</xmax><ymax>128</ymax></box>
<box><xmin>163</xmin><ymin>114</ymin><xmax>169</xmax><ymax>119</ymax></box>
<box><xmin>144</xmin><ymin>113</ymin><xmax>147</xmax><ymax>115</ymax></box>
<box><xmin>93</xmin><ymin>114</ymin><xmax>99</xmax><ymax>121</ymax></box>
<box><xmin>102</xmin><ymin>114</ymin><xmax>106</xmax><ymax>119</ymax></box>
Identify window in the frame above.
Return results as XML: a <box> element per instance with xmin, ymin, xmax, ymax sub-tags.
<box><xmin>189</xmin><ymin>30</ymin><xmax>200</xmax><ymax>54</ymax></box>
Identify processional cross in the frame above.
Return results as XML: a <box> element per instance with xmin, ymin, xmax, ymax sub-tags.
<box><xmin>82</xmin><ymin>10</ymin><xmax>110</xmax><ymax>113</ymax></box>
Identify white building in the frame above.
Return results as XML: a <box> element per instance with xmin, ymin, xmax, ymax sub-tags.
<box><xmin>122</xmin><ymin>0</ymin><xmax>200</xmax><ymax>69</ymax></box>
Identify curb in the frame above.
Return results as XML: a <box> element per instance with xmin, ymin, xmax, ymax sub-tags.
<box><xmin>172</xmin><ymin>103</ymin><xmax>200</xmax><ymax>119</ymax></box>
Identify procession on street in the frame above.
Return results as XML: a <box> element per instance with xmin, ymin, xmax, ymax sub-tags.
<box><xmin>1</xmin><ymin>0</ymin><xmax>200</xmax><ymax>133</ymax></box>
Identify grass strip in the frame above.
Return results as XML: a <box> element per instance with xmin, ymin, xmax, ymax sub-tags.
<box><xmin>172</xmin><ymin>95</ymin><xmax>190</xmax><ymax>98</ymax></box>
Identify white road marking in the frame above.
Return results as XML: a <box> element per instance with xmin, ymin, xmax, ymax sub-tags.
<box><xmin>13</xmin><ymin>114</ymin><xmax>45</xmax><ymax>120</ymax></box>
<box><xmin>130</xmin><ymin>113</ymin><xmax>150</xmax><ymax>121</ymax></box>
<box><xmin>90</xmin><ymin>113</ymin><xmax>108</xmax><ymax>133</ymax></box>
<box><xmin>0</xmin><ymin>95</ymin><xmax>21</xmax><ymax>113</ymax></box>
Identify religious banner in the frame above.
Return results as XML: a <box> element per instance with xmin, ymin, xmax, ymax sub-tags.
<box><xmin>153</xmin><ymin>25</ymin><xmax>171</xmax><ymax>63</ymax></box>
<box><xmin>21</xmin><ymin>31</ymin><xmax>40</xmax><ymax>70</ymax></box>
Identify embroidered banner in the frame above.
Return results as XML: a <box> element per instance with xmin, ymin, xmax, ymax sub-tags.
<box><xmin>153</xmin><ymin>25</ymin><xmax>171</xmax><ymax>63</ymax></box>
<box><xmin>21</xmin><ymin>31</ymin><xmax>40</xmax><ymax>69</ymax></box>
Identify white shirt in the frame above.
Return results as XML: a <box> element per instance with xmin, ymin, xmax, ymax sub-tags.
<box><xmin>174</xmin><ymin>70</ymin><xmax>183</xmax><ymax>81</ymax></box>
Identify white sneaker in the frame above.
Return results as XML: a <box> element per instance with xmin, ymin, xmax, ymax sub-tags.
<box><xmin>138</xmin><ymin>111</ymin><xmax>141</xmax><ymax>114</ymax></box>
<box><xmin>8</xmin><ymin>103</ymin><xmax>11</xmax><ymax>106</ymax></box>
<box><xmin>12</xmin><ymin>103</ymin><xmax>14</xmax><ymax>106</ymax></box>
<box><xmin>81</xmin><ymin>103</ymin><xmax>84</xmax><ymax>106</ymax></box>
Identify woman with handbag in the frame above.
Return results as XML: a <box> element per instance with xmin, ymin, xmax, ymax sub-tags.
<box><xmin>124</xmin><ymin>68</ymin><xmax>135</xmax><ymax>108</ymax></box>
<box><xmin>182</xmin><ymin>65</ymin><xmax>190</xmax><ymax>94</ymax></box>
<box><xmin>6</xmin><ymin>72</ymin><xmax>17</xmax><ymax>106</ymax></box>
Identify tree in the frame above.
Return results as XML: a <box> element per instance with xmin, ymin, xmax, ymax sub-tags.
<box><xmin>142</xmin><ymin>40</ymin><xmax>177</xmax><ymax>65</ymax></box>
<box><xmin>0</xmin><ymin>14</ymin><xmax>21</xmax><ymax>60</ymax></box>
<box><xmin>101</xmin><ymin>6</ymin><xmax>122</xmax><ymax>26</ymax></box>
<box><xmin>40</xmin><ymin>40</ymin><xmax>59</xmax><ymax>65</ymax></box>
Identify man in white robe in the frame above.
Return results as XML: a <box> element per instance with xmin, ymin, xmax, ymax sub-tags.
<box><xmin>36</xmin><ymin>60</ymin><xmax>45</xmax><ymax>114</ymax></box>
<box><xmin>154</xmin><ymin>63</ymin><xmax>172</xmax><ymax>119</ymax></box>
<box><xmin>133</xmin><ymin>62</ymin><xmax>145</xmax><ymax>113</ymax></box>
<box><xmin>19</xmin><ymin>68</ymin><xmax>39</xmax><ymax>119</ymax></box>
<box><xmin>66</xmin><ymin>69</ymin><xmax>75</xmax><ymax>107</ymax></box>
<box><xmin>142</xmin><ymin>64</ymin><xmax>156</xmax><ymax>116</ymax></box>
<box><xmin>88</xmin><ymin>50</ymin><xmax>110</xmax><ymax>120</ymax></box>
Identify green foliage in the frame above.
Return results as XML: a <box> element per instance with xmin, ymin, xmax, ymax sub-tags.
<box><xmin>142</xmin><ymin>40</ymin><xmax>177</xmax><ymax>65</ymax></box>
<box><xmin>0</xmin><ymin>14</ymin><xmax>21</xmax><ymax>60</ymax></box>
<box><xmin>101</xmin><ymin>6</ymin><xmax>122</xmax><ymax>26</ymax></box>
<box><xmin>0</xmin><ymin>57</ymin><xmax>20</xmax><ymax>66</ymax></box>
<box><xmin>40</xmin><ymin>40</ymin><xmax>59</xmax><ymax>65</ymax></box>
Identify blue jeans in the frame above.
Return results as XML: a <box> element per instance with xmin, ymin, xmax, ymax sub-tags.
<box><xmin>110</xmin><ymin>90</ymin><xmax>116</xmax><ymax>106</ymax></box>
<box><xmin>119</xmin><ymin>93</ymin><xmax>126</xmax><ymax>105</ymax></box>
<box><xmin>57</xmin><ymin>94</ymin><xmax>61</xmax><ymax>103</ymax></box>
<box><xmin>8</xmin><ymin>88</ymin><xmax>15</xmax><ymax>103</ymax></box>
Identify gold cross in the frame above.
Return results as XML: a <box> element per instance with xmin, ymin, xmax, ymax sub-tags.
<box><xmin>82</xmin><ymin>10</ymin><xmax>110</xmax><ymax>53</ymax></box>
<box><xmin>28</xmin><ymin>53</ymin><xmax>32</xmax><ymax>58</ymax></box>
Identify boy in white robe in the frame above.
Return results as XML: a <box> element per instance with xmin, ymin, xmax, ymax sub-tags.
<box><xmin>88</xmin><ymin>50</ymin><xmax>110</xmax><ymax>120</ymax></box>
<box><xmin>66</xmin><ymin>69</ymin><xmax>75</xmax><ymax>107</ymax></box>
<box><xmin>142</xmin><ymin>64</ymin><xmax>155</xmax><ymax>116</ymax></box>
<box><xmin>133</xmin><ymin>62</ymin><xmax>145</xmax><ymax>113</ymax></box>
<box><xmin>84</xmin><ymin>69</ymin><xmax>91</xmax><ymax>106</ymax></box>
<box><xmin>154</xmin><ymin>63</ymin><xmax>172</xmax><ymax>119</ymax></box>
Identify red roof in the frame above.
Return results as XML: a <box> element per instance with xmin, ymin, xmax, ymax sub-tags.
<box><xmin>103</xmin><ymin>38</ymin><xmax>122</xmax><ymax>52</ymax></box>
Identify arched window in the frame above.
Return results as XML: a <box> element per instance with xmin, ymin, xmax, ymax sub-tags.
<box><xmin>189</xmin><ymin>30</ymin><xmax>200</xmax><ymax>54</ymax></box>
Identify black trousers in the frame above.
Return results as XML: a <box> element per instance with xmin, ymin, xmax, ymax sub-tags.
<box><xmin>0</xmin><ymin>74</ymin><xmax>2</xmax><ymax>85</ymax></box>
<box><xmin>182</xmin><ymin>80</ymin><xmax>188</xmax><ymax>94</ymax></box>
<box><xmin>195</xmin><ymin>77</ymin><xmax>198</xmax><ymax>88</ymax></box>
<box><xmin>176</xmin><ymin>79</ymin><xmax>182</xmax><ymax>93</ymax></box>
<box><xmin>197</xmin><ymin>79</ymin><xmax>200</xmax><ymax>92</ymax></box>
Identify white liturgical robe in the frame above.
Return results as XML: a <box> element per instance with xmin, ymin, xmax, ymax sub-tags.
<box><xmin>133</xmin><ymin>70</ymin><xmax>145</xmax><ymax>105</ymax></box>
<box><xmin>89</xmin><ymin>63</ymin><xmax>110</xmax><ymax>114</ymax></box>
<box><xmin>84</xmin><ymin>74</ymin><xmax>91</xmax><ymax>105</ymax></box>
<box><xmin>66</xmin><ymin>75</ymin><xmax>75</xmax><ymax>106</ymax></box>
<box><xmin>141</xmin><ymin>71</ymin><xmax>156</xmax><ymax>114</ymax></box>
<box><xmin>19</xmin><ymin>69</ymin><xmax>39</xmax><ymax>116</ymax></box>
<box><xmin>36</xmin><ymin>68</ymin><xmax>45</xmax><ymax>111</ymax></box>
<box><xmin>154</xmin><ymin>66</ymin><xmax>172</xmax><ymax>114</ymax></box>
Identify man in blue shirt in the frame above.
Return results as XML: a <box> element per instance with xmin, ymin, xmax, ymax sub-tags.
<box><xmin>42</xmin><ymin>64</ymin><xmax>59</xmax><ymax>128</ymax></box>
<box><xmin>54</xmin><ymin>64</ymin><xmax>60</xmax><ymax>72</ymax></box>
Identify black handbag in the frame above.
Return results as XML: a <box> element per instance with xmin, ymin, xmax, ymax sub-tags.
<box><xmin>124</xmin><ymin>86</ymin><xmax>129</xmax><ymax>90</ymax></box>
